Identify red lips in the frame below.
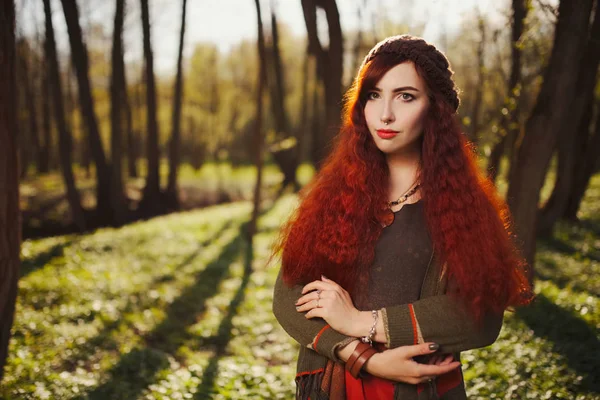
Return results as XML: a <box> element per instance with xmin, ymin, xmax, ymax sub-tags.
<box><xmin>376</xmin><ymin>129</ymin><xmax>399</xmax><ymax>139</ymax></box>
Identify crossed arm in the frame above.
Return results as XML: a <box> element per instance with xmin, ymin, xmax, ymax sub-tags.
<box><xmin>272</xmin><ymin>269</ymin><xmax>503</xmax><ymax>383</ymax></box>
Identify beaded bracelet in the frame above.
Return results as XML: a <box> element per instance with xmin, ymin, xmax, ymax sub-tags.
<box><xmin>361</xmin><ymin>310</ymin><xmax>378</xmax><ymax>346</ymax></box>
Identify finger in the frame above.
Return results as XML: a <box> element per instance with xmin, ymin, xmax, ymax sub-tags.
<box><xmin>429</xmin><ymin>354</ymin><xmax>442</xmax><ymax>365</ymax></box>
<box><xmin>305</xmin><ymin>307</ymin><xmax>326</xmax><ymax>319</ymax></box>
<box><xmin>401</xmin><ymin>343</ymin><xmax>440</xmax><ymax>358</ymax></box>
<box><xmin>440</xmin><ymin>354</ymin><xmax>454</xmax><ymax>366</ymax></box>
<box><xmin>301</xmin><ymin>281</ymin><xmax>334</xmax><ymax>295</ymax></box>
<box><xmin>296</xmin><ymin>299</ymin><xmax>320</xmax><ymax>312</ymax></box>
<box><xmin>296</xmin><ymin>291</ymin><xmax>320</xmax><ymax>306</ymax></box>
<box><xmin>414</xmin><ymin>361</ymin><xmax>461</xmax><ymax>378</ymax></box>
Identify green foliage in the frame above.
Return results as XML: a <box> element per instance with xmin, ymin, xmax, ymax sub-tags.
<box><xmin>4</xmin><ymin>174</ymin><xmax>600</xmax><ymax>399</ymax></box>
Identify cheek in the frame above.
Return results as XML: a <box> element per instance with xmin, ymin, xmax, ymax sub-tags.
<box><xmin>364</xmin><ymin>103</ymin><xmax>378</xmax><ymax>129</ymax></box>
<box><xmin>403</xmin><ymin>106</ymin><xmax>428</xmax><ymax>130</ymax></box>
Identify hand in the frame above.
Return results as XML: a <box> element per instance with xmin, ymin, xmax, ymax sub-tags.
<box><xmin>426</xmin><ymin>353</ymin><xmax>454</xmax><ymax>366</ymax></box>
<box><xmin>365</xmin><ymin>343</ymin><xmax>461</xmax><ymax>384</ymax></box>
<box><xmin>295</xmin><ymin>275</ymin><xmax>361</xmax><ymax>336</ymax></box>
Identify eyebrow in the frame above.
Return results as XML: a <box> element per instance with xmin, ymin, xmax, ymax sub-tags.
<box><xmin>372</xmin><ymin>86</ymin><xmax>420</xmax><ymax>93</ymax></box>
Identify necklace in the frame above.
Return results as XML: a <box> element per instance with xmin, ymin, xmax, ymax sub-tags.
<box><xmin>388</xmin><ymin>183</ymin><xmax>421</xmax><ymax>208</ymax></box>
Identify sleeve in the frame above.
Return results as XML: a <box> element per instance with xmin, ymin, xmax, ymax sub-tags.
<box><xmin>272</xmin><ymin>268</ymin><xmax>356</xmax><ymax>363</ymax></box>
<box><xmin>381</xmin><ymin>294</ymin><xmax>504</xmax><ymax>354</ymax></box>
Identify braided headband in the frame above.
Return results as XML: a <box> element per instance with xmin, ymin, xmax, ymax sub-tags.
<box><xmin>360</xmin><ymin>34</ymin><xmax>460</xmax><ymax>113</ymax></box>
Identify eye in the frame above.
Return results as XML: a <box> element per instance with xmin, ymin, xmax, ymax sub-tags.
<box><xmin>367</xmin><ymin>91</ymin><xmax>380</xmax><ymax>100</ymax></box>
<box><xmin>399</xmin><ymin>93</ymin><xmax>415</xmax><ymax>102</ymax></box>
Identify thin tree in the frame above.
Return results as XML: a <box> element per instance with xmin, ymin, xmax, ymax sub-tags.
<box><xmin>488</xmin><ymin>0</ymin><xmax>528</xmax><ymax>183</ymax></box>
<box><xmin>109</xmin><ymin>0</ymin><xmax>128</xmax><ymax>224</ymax></box>
<box><xmin>40</xmin><ymin>59</ymin><xmax>52</xmax><ymax>173</ymax></box>
<box><xmin>140</xmin><ymin>0</ymin><xmax>162</xmax><ymax>211</ymax></box>
<box><xmin>0</xmin><ymin>0</ymin><xmax>19</xmax><ymax>380</ymax></box>
<box><xmin>248</xmin><ymin>0</ymin><xmax>268</xmax><ymax>244</ymax></box>
<box><xmin>468</xmin><ymin>13</ymin><xmax>486</xmax><ymax>145</ymax></box>
<box><xmin>17</xmin><ymin>42</ymin><xmax>42</xmax><ymax>175</ymax></box>
<box><xmin>166</xmin><ymin>0</ymin><xmax>188</xmax><ymax>209</ymax></box>
<box><xmin>60</xmin><ymin>0</ymin><xmax>112</xmax><ymax>222</ymax></box>
<box><xmin>506</xmin><ymin>0</ymin><xmax>594</xmax><ymax>273</ymax></box>
<box><xmin>301</xmin><ymin>0</ymin><xmax>343</xmax><ymax>169</ymax></box>
<box><xmin>43</xmin><ymin>0</ymin><xmax>86</xmax><ymax>231</ymax></box>
<box><xmin>267</xmin><ymin>10</ymin><xmax>299</xmax><ymax>192</ymax></box>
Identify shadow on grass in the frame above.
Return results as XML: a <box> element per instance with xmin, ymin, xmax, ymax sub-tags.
<box><xmin>194</xmin><ymin>244</ymin><xmax>255</xmax><ymax>398</ymax></box>
<box><xmin>539</xmin><ymin>236</ymin><xmax>600</xmax><ymax>263</ymax></box>
<box><xmin>516</xmin><ymin>294</ymin><xmax>600</xmax><ymax>394</ymax></box>
<box><xmin>535</xmin><ymin>256</ymin><xmax>600</xmax><ymax>298</ymax></box>
<box><xmin>79</xmin><ymin>221</ymin><xmax>249</xmax><ymax>400</ymax></box>
<box><xmin>58</xmin><ymin>220</ymin><xmax>237</xmax><ymax>373</ymax></box>
<box><xmin>20</xmin><ymin>238</ymin><xmax>78</xmax><ymax>277</ymax></box>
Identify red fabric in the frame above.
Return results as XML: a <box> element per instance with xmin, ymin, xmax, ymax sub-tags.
<box><xmin>436</xmin><ymin>367</ymin><xmax>462</xmax><ymax>396</ymax></box>
<box><xmin>344</xmin><ymin>343</ymin><xmax>395</xmax><ymax>399</ymax></box>
<box><xmin>344</xmin><ymin>368</ymin><xmax>395</xmax><ymax>399</ymax></box>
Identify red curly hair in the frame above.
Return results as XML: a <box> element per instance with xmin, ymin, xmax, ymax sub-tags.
<box><xmin>272</xmin><ymin>53</ymin><xmax>532</xmax><ymax>320</ymax></box>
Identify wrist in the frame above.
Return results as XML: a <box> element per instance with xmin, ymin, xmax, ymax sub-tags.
<box><xmin>345</xmin><ymin>342</ymin><xmax>378</xmax><ymax>379</ymax></box>
<box><xmin>352</xmin><ymin>311</ymin><xmax>373</xmax><ymax>338</ymax></box>
<box><xmin>335</xmin><ymin>339</ymin><xmax>360</xmax><ymax>363</ymax></box>
<box><xmin>362</xmin><ymin>351</ymin><xmax>383</xmax><ymax>377</ymax></box>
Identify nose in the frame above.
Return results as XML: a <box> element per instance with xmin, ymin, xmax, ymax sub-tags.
<box><xmin>380</xmin><ymin>101</ymin><xmax>395</xmax><ymax>125</ymax></box>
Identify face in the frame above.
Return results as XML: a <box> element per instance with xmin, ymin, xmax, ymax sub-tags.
<box><xmin>364</xmin><ymin>61</ymin><xmax>430</xmax><ymax>157</ymax></box>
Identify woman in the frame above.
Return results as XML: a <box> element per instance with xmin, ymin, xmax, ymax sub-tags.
<box><xmin>271</xmin><ymin>35</ymin><xmax>531</xmax><ymax>400</ymax></box>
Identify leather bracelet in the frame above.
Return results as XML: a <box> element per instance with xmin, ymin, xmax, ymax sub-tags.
<box><xmin>345</xmin><ymin>342</ymin><xmax>378</xmax><ymax>379</ymax></box>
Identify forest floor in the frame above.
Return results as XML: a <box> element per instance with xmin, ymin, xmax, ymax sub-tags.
<box><xmin>19</xmin><ymin>162</ymin><xmax>313</xmax><ymax>239</ymax></box>
<box><xmin>3</xmin><ymin>173</ymin><xmax>599</xmax><ymax>399</ymax></box>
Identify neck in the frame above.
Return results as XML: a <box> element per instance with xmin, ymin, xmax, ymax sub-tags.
<box><xmin>386</xmin><ymin>146</ymin><xmax>422</xmax><ymax>202</ymax></box>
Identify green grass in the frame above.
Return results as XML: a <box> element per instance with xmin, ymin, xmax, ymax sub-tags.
<box><xmin>3</xmin><ymin>174</ymin><xmax>599</xmax><ymax>399</ymax></box>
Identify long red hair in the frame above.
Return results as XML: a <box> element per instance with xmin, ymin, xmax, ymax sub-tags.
<box><xmin>272</xmin><ymin>53</ymin><xmax>532</xmax><ymax>320</ymax></box>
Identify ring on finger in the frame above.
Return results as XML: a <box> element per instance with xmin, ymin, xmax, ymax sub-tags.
<box><xmin>316</xmin><ymin>299</ymin><xmax>320</xmax><ymax>308</ymax></box>
<box><xmin>316</xmin><ymin>289</ymin><xmax>322</xmax><ymax>299</ymax></box>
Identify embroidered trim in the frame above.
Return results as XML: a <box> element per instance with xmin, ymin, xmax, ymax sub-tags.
<box><xmin>408</xmin><ymin>304</ymin><xmax>418</xmax><ymax>345</ymax></box>
<box><xmin>312</xmin><ymin>324</ymin><xmax>331</xmax><ymax>353</ymax></box>
<box><xmin>381</xmin><ymin>307</ymin><xmax>392</xmax><ymax>348</ymax></box>
<box><xmin>412</xmin><ymin>306</ymin><xmax>425</xmax><ymax>344</ymax></box>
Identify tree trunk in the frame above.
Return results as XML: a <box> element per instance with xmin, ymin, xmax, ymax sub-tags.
<box><xmin>488</xmin><ymin>0</ymin><xmax>527</xmax><ymax>183</ymax></box>
<box><xmin>301</xmin><ymin>0</ymin><xmax>343</xmax><ymax>169</ymax></box>
<box><xmin>267</xmin><ymin>10</ymin><xmax>299</xmax><ymax>192</ymax></box>
<box><xmin>0</xmin><ymin>0</ymin><xmax>20</xmax><ymax>380</ymax></box>
<box><xmin>297</xmin><ymin>49</ymin><xmax>310</xmax><ymax>163</ymax></box>
<box><xmin>166</xmin><ymin>0</ymin><xmax>188</xmax><ymax>209</ymax></box>
<box><xmin>18</xmin><ymin>47</ymin><xmax>42</xmax><ymax>175</ymax></box>
<box><xmin>310</xmin><ymin>66</ymin><xmax>322</xmax><ymax>166</ymax></box>
<box><xmin>43</xmin><ymin>0</ymin><xmax>86</xmax><ymax>231</ymax></box>
<box><xmin>538</xmin><ymin>3</ymin><xmax>600</xmax><ymax>235</ymax></box>
<box><xmin>122</xmin><ymin>72</ymin><xmax>135</xmax><ymax>180</ymax></box>
<box><xmin>249</xmin><ymin>0</ymin><xmax>267</xmax><ymax>243</ymax></box>
<box><xmin>61</xmin><ymin>0</ymin><xmax>112</xmax><ymax>222</ymax></box>
<box><xmin>469</xmin><ymin>14</ymin><xmax>486</xmax><ymax>145</ymax></box>
<box><xmin>40</xmin><ymin>66</ymin><xmax>51</xmax><ymax>173</ymax></box>
<box><xmin>127</xmin><ymin>78</ymin><xmax>141</xmax><ymax>179</ymax></box>
<box><xmin>140</xmin><ymin>0</ymin><xmax>162</xmax><ymax>211</ymax></box>
<box><xmin>506</xmin><ymin>0</ymin><xmax>594</xmax><ymax>275</ymax></box>
<box><xmin>109</xmin><ymin>0</ymin><xmax>128</xmax><ymax>225</ymax></box>
<box><xmin>564</xmin><ymin>97</ymin><xmax>600</xmax><ymax>220</ymax></box>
